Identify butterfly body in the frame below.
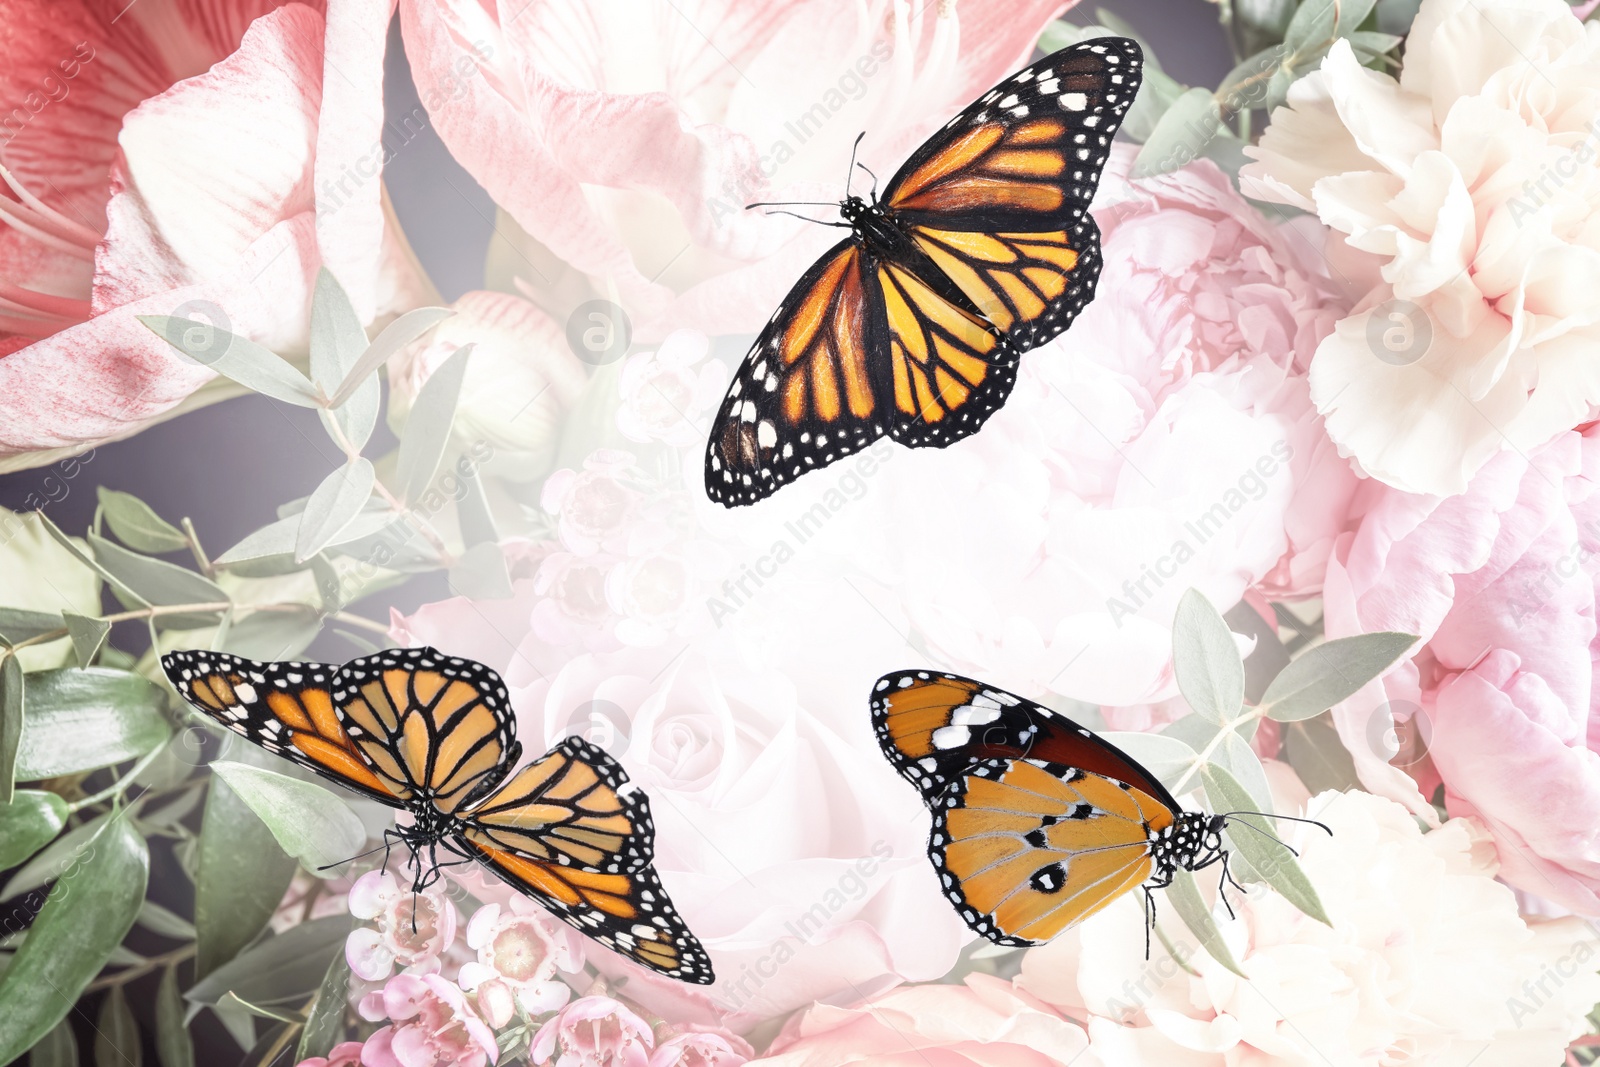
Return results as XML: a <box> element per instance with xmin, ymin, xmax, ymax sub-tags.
<box><xmin>163</xmin><ymin>646</ymin><xmax>714</xmax><ymax>984</ymax></box>
<box><xmin>873</xmin><ymin>670</ymin><xmax>1237</xmax><ymax>947</ymax></box>
<box><xmin>707</xmin><ymin>37</ymin><xmax>1143</xmax><ymax>507</ymax></box>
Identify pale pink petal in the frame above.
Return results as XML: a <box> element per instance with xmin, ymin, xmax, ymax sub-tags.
<box><xmin>345</xmin><ymin>928</ymin><xmax>396</xmax><ymax>982</ymax></box>
<box><xmin>360</xmin><ymin>1026</ymin><xmax>402</xmax><ymax>1067</ymax></box>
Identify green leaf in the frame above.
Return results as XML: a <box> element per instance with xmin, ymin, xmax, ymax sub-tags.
<box><xmin>0</xmin><ymin>609</ymin><xmax>65</xmax><ymax>645</ymax></box>
<box><xmin>209</xmin><ymin>761</ymin><xmax>367</xmax><ymax>875</ymax></box>
<box><xmin>96</xmin><ymin>985</ymin><xmax>142</xmax><ymax>1067</ymax></box>
<box><xmin>219</xmin><ymin>607</ymin><xmax>323</xmax><ymax>661</ymax></box>
<box><xmin>1133</xmin><ymin>86</ymin><xmax>1222</xmax><ymax>177</ymax></box>
<box><xmin>448</xmin><ymin>542</ymin><xmax>513</xmax><ymax>600</ymax></box>
<box><xmin>62</xmin><ymin>612</ymin><xmax>112</xmax><ymax>669</ymax></box>
<box><xmin>1235</xmin><ymin>0</ymin><xmax>1296</xmax><ymax>37</ymax></box>
<box><xmin>1</xmin><ymin>654</ymin><xmax>21</xmax><ymax>804</ymax></box>
<box><xmin>329</xmin><ymin>307</ymin><xmax>454</xmax><ymax>409</ymax></box>
<box><xmin>1347</xmin><ymin>29</ymin><xmax>1402</xmax><ymax>59</ymax></box>
<box><xmin>1217</xmin><ymin>44</ymin><xmax>1294</xmax><ymax>116</ymax></box>
<box><xmin>1202</xmin><ymin>761</ymin><xmax>1331</xmax><ymax>925</ymax></box>
<box><xmin>296</xmin><ymin>460</ymin><xmax>377</xmax><ymax>563</ymax></box>
<box><xmin>138</xmin><ymin>316</ymin><xmax>320</xmax><ymax>408</ymax></box>
<box><xmin>1283</xmin><ymin>715</ymin><xmax>1362</xmax><ymax>794</ymax></box>
<box><xmin>1260</xmin><ymin>632</ymin><xmax>1417</xmax><ymax>721</ymax></box>
<box><xmin>1285</xmin><ymin>0</ymin><xmax>1337</xmax><ymax>51</ymax></box>
<box><xmin>1162</xmin><ymin>868</ymin><xmax>1245</xmax><ymax>977</ymax></box>
<box><xmin>156</xmin><ymin>965</ymin><xmax>195</xmax><ymax>1067</ymax></box>
<box><xmin>395</xmin><ymin>343</ymin><xmax>474</xmax><ymax>506</ymax></box>
<box><xmin>1334</xmin><ymin>0</ymin><xmax>1379</xmax><ymax>36</ymax></box>
<box><xmin>1225</xmin><ymin>601</ymin><xmax>1290</xmax><ymax>705</ymax></box>
<box><xmin>26</xmin><ymin>1018</ymin><xmax>78</xmax><ymax>1067</ymax></box>
<box><xmin>137</xmin><ymin>898</ymin><xmax>198</xmax><ymax>941</ymax></box>
<box><xmin>34</xmin><ymin>511</ymin><xmax>151</xmax><ymax>610</ymax></box>
<box><xmin>295</xmin><ymin>954</ymin><xmax>351</xmax><ymax>1063</ymax></box>
<box><xmin>0</xmin><ymin>817</ymin><xmax>150</xmax><ymax>1064</ymax></box>
<box><xmin>194</xmin><ymin>746</ymin><xmax>296</xmax><ymax>980</ymax></box>
<box><xmin>88</xmin><ymin>532</ymin><xmax>230</xmax><ymax>628</ymax></box>
<box><xmin>212</xmin><ymin>516</ymin><xmax>302</xmax><ymax>567</ymax></box>
<box><xmin>1375</xmin><ymin>0</ymin><xmax>1422</xmax><ymax>34</ymax></box>
<box><xmin>98</xmin><ymin>488</ymin><xmax>188</xmax><ymax>554</ymax></box>
<box><xmin>15</xmin><ymin>668</ymin><xmax>171</xmax><ymax>781</ymax></box>
<box><xmin>456</xmin><ymin>463</ymin><xmax>499</xmax><ymax>548</ymax></box>
<box><xmin>1171</xmin><ymin>590</ymin><xmax>1245</xmax><ymax>725</ymax></box>
<box><xmin>1122</xmin><ymin>65</ymin><xmax>1186</xmax><ymax>144</ymax></box>
<box><xmin>1092</xmin><ymin>9</ymin><xmax>1162</xmax><ymax>70</ymax></box>
<box><xmin>310</xmin><ymin>269</ymin><xmax>379</xmax><ymax>452</ymax></box>
<box><xmin>1099</xmin><ymin>731</ymin><xmax>1199</xmax><ymax>794</ymax></box>
<box><xmin>0</xmin><ymin>790</ymin><xmax>68</xmax><ymax>869</ymax></box>
<box><xmin>209</xmin><ymin>999</ymin><xmax>258</xmax><ymax>1053</ymax></box>
<box><xmin>219</xmin><ymin>992</ymin><xmax>306</xmax><ymax>1025</ymax></box>
<box><xmin>1</xmin><ymin>811</ymin><xmax>111</xmax><ymax>903</ymax></box>
<box><xmin>187</xmin><ymin>915</ymin><xmax>355</xmax><ymax>1009</ymax></box>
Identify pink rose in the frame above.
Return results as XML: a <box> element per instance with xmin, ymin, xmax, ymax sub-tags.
<box><xmin>529</xmin><ymin>996</ymin><xmax>654</xmax><ymax>1067</ymax></box>
<box><xmin>0</xmin><ymin>0</ymin><xmax>425</xmax><ymax>470</ymax></box>
<box><xmin>749</xmin><ymin>975</ymin><xmax>1091</xmax><ymax>1067</ymax></box>
<box><xmin>293</xmin><ymin>1041</ymin><xmax>363</xmax><ymax>1067</ymax></box>
<box><xmin>344</xmin><ymin>870</ymin><xmax>458</xmax><ymax>981</ymax></box>
<box><xmin>1324</xmin><ymin>426</ymin><xmax>1600</xmax><ymax>912</ymax></box>
<box><xmin>361</xmin><ymin>974</ymin><xmax>500</xmax><ymax>1067</ymax></box>
<box><xmin>397</xmin><ymin>0</ymin><xmax>1069</xmax><ymax>338</ymax></box>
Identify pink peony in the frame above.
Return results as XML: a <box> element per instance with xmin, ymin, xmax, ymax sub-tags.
<box><xmin>458</xmin><ymin>897</ymin><xmax>582</xmax><ymax>1017</ymax></box>
<box><xmin>529</xmin><ymin>995</ymin><xmax>654</xmax><ymax>1067</ymax></box>
<box><xmin>0</xmin><ymin>0</ymin><xmax>425</xmax><ymax>471</ymax></box>
<box><xmin>849</xmin><ymin>146</ymin><xmax>1359</xmax><ymax>708</ymax></box>
<box><xmin>397</xmin><ymin>0</ymin><xmax>1069</xmax><ymax>339</ymax></box>
<box><xmin>361</xmin><ymin>973</ymin><xmax>500</xmax><ymax>1067</ymax></box>
<box><xmin>1323</xmin><ymin>424</ymin><xmax>1600</xmax><ymax>912</ymax></box>
<box><xmin>344</xmin><ymin>869</ymin><xmax>458</xmax><ymax>981</ymax></box>
<box><xmin>748</xmin><ymin>974</ymin><xmax>1092</xmax><ymax>1066</ymax></box>
<box><xmin>648</xmin><ymin>1028</ymin><xmax>752</xmax><ymax>1067</ymax></box>
<box><xmin>293</xmin><ymin>1041</ymin><xmax>363</xmax><ymax>1067</ymax></box>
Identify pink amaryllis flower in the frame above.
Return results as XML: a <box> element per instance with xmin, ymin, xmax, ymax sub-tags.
<box><xmin>397</xmin><ymin>0</ymin><xmax>1073</xmax><ymax>339</ymax></box>
<box><xmin>0</xmin><ymin>0</ymin><xmax>429</xmax><ymax>472</ymax></box>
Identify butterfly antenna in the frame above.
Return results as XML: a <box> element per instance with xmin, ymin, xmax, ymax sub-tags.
<box><xmin>1222</xmin><ymin>811</ymin><xmax>1333</xmax><ymax>835</ymax></box>
<box><xmin>857</xmin><ymin>161</ymin><xmax>879</xmax><ymax>202</ymax></box>
<box><xmin>316</xmin><ymin>829</ymin><xmax>397</xmax><ymax>873</ymax></box>
<box><xmin>751</xmin><ymin>207</ymin><xmax>850</xmax><ymax>228</ymax></box>
<box><xmin>846</xmin><ymin>131</ymin><xmax>865</xmax><ymax>195</ymax></box>
<box><xmin>744</xmin><ymin>199</ymin><xmax>836</xmax><ymax>209</ymax></box>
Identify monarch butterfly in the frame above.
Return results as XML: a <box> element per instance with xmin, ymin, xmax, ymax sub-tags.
<box><xmin>870</xmin><ymin>669</ymin><xmax>1322</xmax><ymax>948</ymax></box>
<box><xmin>705</xmin><ymin>37</ymin><xmax>1143</xmax><ymax>506</ymax></box>
<box><xmin>161</xmin><ymin>646</ymin><xmax>714</xmax><ymax>984</ymax></box>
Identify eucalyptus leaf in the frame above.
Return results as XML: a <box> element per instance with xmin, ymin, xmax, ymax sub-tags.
<box><xmin>1162</xmin><ymin>868</ymin><xmax>1245</xmax><ymax>977</ymax></box>
<box><xmin>310</xmin><ymin>270</ymin><xmax>378</xmax><ymax>451</ymax></box>
<box><xmin>329</xmin><ymin>306</ymin><xmax>455</xmax><ymax>409</ymax></box>
<box><xmin>1091</xmin><ymin>9</ymin><xmax>1161</xmax><ymax>70</ymax></box>
<box><xmin>195</xmin><ymin>746</ymin><xmax>296</xmax><ymax>980</ymax></box>
<box><xmin>139</xmin><ymin>316</ymin><xmax>320</xmax><ymax>408</ymax></box>
<box><xmin>1235</xmin><ymin>0</ymin><xmax>1296</xmax><ymax>37</ymax></box>
<box><xmin>1099</xmin><ymin>731</ymin><xmax>1199</xmax><ymax>794</ymax></box>
<box><xmin>312</xmin><ymin>556</ymin><xmax>344</xmax><ymax>613</ymax></box>
<box><xmin>1216</xmin><ymin>43</ymin><xmax>1292</xmax><ymax>116</ymax></box>
<box><xmin>89</xmin><ymin>532</ymin><xmax>230</xmax><ymax>627</ymax></box>
<box><xmin>1285</xmin><ymin>0</ymin><xmax>1337</xmax><ymax>51</ymax></box>
<box><xmin>1171</xmin><ymin>590</ymin><xmax>1245</xmax><ymax>725</ymax></box>
<box><xmin>138</xmin><ymin>898</ymin><xmax>198</xmax><ymax>941</ymax></box>
<box><xmin>1376</xmin><ymin>0</ymin><xmax>1423</xmax><ymax>34</ymax></box>
<box><xmin>156</xmin><ymin>965</ymin><xmax>196</xmax><ymax>1067</ymax></box>
<box><xmin>220</xmin><ymin>607</ymin><xmax>323</xmax><ymax>661</ymax></box>
<box><xmin>1</xmin><ymin>654</ymin><xmax>21</xmax><ymax>804</ymax></box>
<box><xmin>210</xmin><ymin>761</ymin><xmax>367</xmax><ymax>875</ymax></box>
<box><xmin>395</xmin><ymin>343</ymin><xmax>474</xmax><ymax>506</ymax></box>
<box><xmin>96</xmin><ymin>986</ymin><xmax>142</xmax><ymax>1067</ymax></box>
<box><xmin>209</xmin><ymin>998</ymin><xmax>258</xmax><ymax>1054</ymax></box>
<box><xmin>1133</xmin><ymin>87</ymin><xmax>1221</xmax><ymax>177</ymax></box>
<box><xmin>35</xmin><ymin>510</ymin><xmax>151</xmax><ymax>609</ymax></box>
<box><xmin>295</xmin><ymin>954</ymin><xmax>351</xmax><ymax>1062</ymax></box>
<box><xmin>1226</xmin><ymin>601</ymin><xmax>1290</xmax><ymax>705</ymax></box>
<box><xmin>1035</xmin><ymin>19</ymin><xmax>1098</xmax><ymax>53</ymax></box>
<box><xmin>26</xmin><ymin>1018</ymin><xmax>78</xmax><ymax>1067</ymax></box>
<box><xmin>187</xmin><ymin>915</ymin><xmax>355</xmax><ymax>1008</ymax></box>
<box><xmin>456</xmin><ymin>463</ymin><xmax>499</xmax><ymax>548</ymax></box>
<box><xmin>62</xmin><ymin>612</ymin><xmax>112</xmax><ymax>669</ymax></box>
<box><xmin>1334</xmin><ymin>0</ymin><xmax>1380</xmax><ymax>36</ymax></box>
<box><xmin>1283</xmin><ymin>715</ymin><xmax>1362</xmax><ymax>794</ymax></box>
<box><xmin>15</xmin><ymin>668</ymin><xmax>171</xmax><ymax>781</ymax></box>
<box><xmin>98</xmin><ymin>488</ymin><xmax>188</xmax><ymax>554</ymax></box>
<box><xmin>448</xmin><ymin>542</ymin><xmax>513</xmax><ymax>600</ymax></box>
<box><xmin>1214</xmin><ymin>730</ymin><xmax>1274</xmax><ymax>814</ymax></box>
<box><xmin>213</xmin><ymin>516</ymin><xmax>301</xmax><ymax>566</ymax></box>
<box><xmin>0</xmin><ymin>609</ymin><xmax>65</xmax><ymax>645</ymax></box>
<box><xmin>1347</xmin><ymin>29</ymin><xmax>1402</xmax><ymax>59</ymax></box>
<box><xmin>1122</xmin><ymin>65</ymin><xmax>1185</xmax><ymax>144</ymax></box>
<box><xmin>1202</xmin><ymin>762</ymin><xmax>1331</xmax><ymax>925</ymax></box>
<box><xmin>0</xmin><ymin>817</ymin><xmax>149</xmax><ymax>1063</ymax></box>
<box><xmin>1</xmin><ymin>811</ymin><xmax>112</xmax><ymax>903</ymax></box>
<box><xmin>296</xmin><ymin>460</ymin><xmax>377</xmax><ymax>564</ymax></box>
<box><xmin>1260</xmin><ymin>631</ymin><xmax>1417</xmax><ymax>721</ymax></box>
<box><xmin>0</xmin><ymin>790</ymin><xmax>67</xmax><ymax>869</ymax></box>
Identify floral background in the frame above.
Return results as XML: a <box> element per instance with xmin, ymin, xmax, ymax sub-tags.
<box><xmin>4</xmin><ymin>0</ymin><xmax>1600</xmax><ymax>1065</ymax></box>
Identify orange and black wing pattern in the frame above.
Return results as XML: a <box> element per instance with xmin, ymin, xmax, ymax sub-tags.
<box><xmin>705</xmin><ymin>240</ymin><xmax>886</xmax><ymax>506</ymax></box>
<box><xmin>458</xmin><ymin>737</ymin><xmax>714</xmax><ymax>984</ymax></box>
<box><xmin>329</xmin><ymin>647</ymin><xmax>521</xmax><ymax>812</ymax></box>
<box><xmin>933</xmin><ymin>758</ymin><xmax>1174</xmax><ymax>945</ymax></box>
<box><xmin>881</xmin><ymin>38</ymin><xmax>1139</xmax><ymax>354</ymax></box>
<box><xmin>162</xmin><ymin>649</ymin><xmax>401</xmax><ymax>806</ymax></box>
<box><xmin>871</xmin><ymin>670</ymin><xmax>1179</xmax><ymax>809</ymax></box>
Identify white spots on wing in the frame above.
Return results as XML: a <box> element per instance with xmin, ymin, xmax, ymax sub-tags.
<box><xmin>1061</xmin><ymin>91</ymin><xmax>1088</xmax><ymax>111</ymax></box>
<box><xmin>1039</xmin><ymin>77</ymin><xmax>1060</xmax><ymax>95</ymax></box>
<box><xmin>951</xmin><ymin>702</ymin><xmax>1001</xmax><ymax>726</ymax></box>
<box><xmin>739</xmin><ymin>400</ymin><xmax>757</xmax><ymax>422</ymax></box>
<box><xmin>931</xmin><ymin>725</ymin><xmax>971</xmax><ymax>750</ymax></box>
<box><xmin>234</xmin><ymin>683</ymin><xmax>258</xmax><ymax>704</ymax></box>
<box><xmin>999</xmin><ymin>94</ymin><xmax>1019</xmax><ymax>108</ymax></box>
<box><xmin>757</xmin><ymin>420</ymin><xmax>777</xmax><ymax>449</ymax></box>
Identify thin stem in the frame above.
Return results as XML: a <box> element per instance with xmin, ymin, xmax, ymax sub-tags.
<box><xmin>86</xmin><ymin>944</ymin><xmax>195</xmax><ymax>992</ymax></box>
<box><xmin>182</xmin><ymin>517</ymin><xmax>214</xmax><ymax>578</ymax></box>
<box><xmin>329</xmin><ymin>610</ymin><xmax>391</xmax><ymax>636</ymax></box>
<box><xmin>68</xmin><ymin>746</ymin><xmax>167</xmax><ymax>812</ymax></box>
<box><xmin>1169</xmin><ymin>705</ymin><xmax>1267</xmax><ymax>796</ymax></box>
<box><xmin>7</xmin><ymin>601</ymin><xmax>391</xmax><ymax>656</ymax></box>
<box><xmin>319</xmin><ymin>404</ymin><xmax>453</xmax><ymax>563</ymax></box>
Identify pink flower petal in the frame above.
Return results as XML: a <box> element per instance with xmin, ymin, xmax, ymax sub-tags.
<box><xmin>345</xmin><ymin>928</ymin><xmax>396</xmax><ymax>983</ymax></box>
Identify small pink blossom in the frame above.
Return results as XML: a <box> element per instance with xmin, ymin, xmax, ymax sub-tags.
<box><xmin>344</xmin><ymin>870</ymin><xmax>457</xmax><ymax>981</ymax></box>
<box><xmin>648</xmin><ymin>1028</ymin><xmax>753</xmax><ymax>1067</ymax></box>
<box><xmin>529</xmin><ymin>996</ymin><xmax>654</xmax><ymax>1067</ymax></box>
<box><xmin>292</xmin><ymin>1041</ymin><xmax>363</xmax><ymax>1067</ymax></box>
<box><xmin>458</xmin><ymin>898</ymin><xmax>582</xmax><ymax>1018</ymax></box>
<box><xmin>616</xmin><ymin>332</ymin><xmax>725</xmax><ymax>447</ymax></box>
<box><xmin>542</xmin><ymin>451</ymin><xmax>642</xmax><ymax>555</ymax></box>
<box><xmin>361</xmin><ymin>974</ymin><xmax>499</xmax><ymax>1067</ymax></box>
